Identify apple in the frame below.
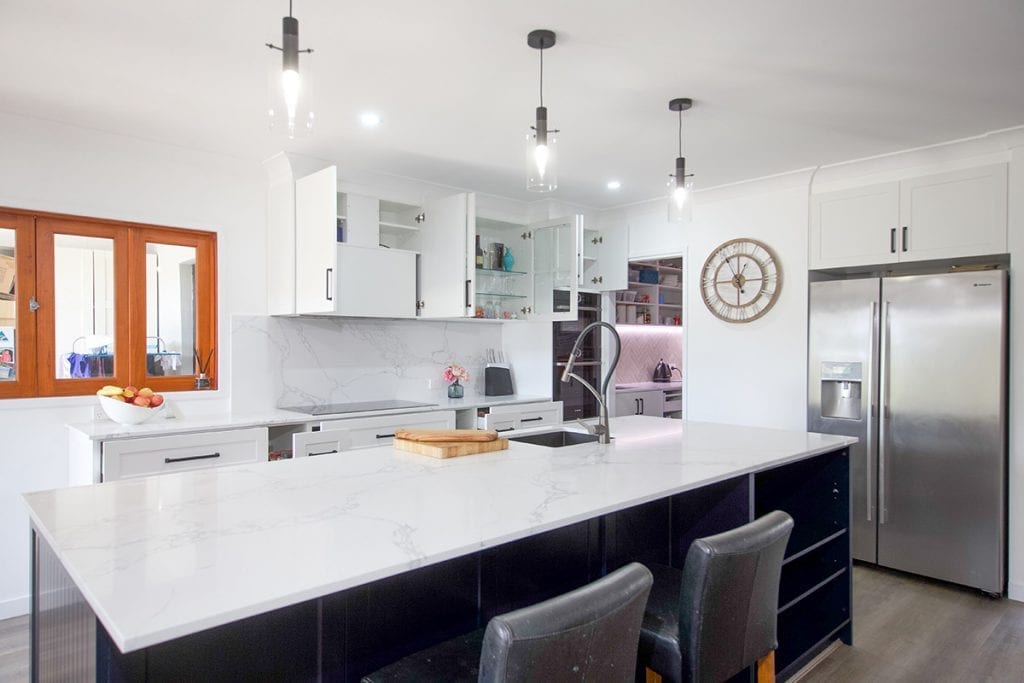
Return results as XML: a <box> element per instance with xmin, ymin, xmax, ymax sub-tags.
<box><xmin>138</xmin><ymin>387</ymin><xmax>154</xmax><ymax>397</ymax></box>
<box><xmin>150</xmin><ymin>394</ymin><xmax>165</xmax><ymax>408</ymax></box>
<box><xmin>132</xmin><ymin>395</ymin><xmax>152</xmax><ymax>407</ymax></box>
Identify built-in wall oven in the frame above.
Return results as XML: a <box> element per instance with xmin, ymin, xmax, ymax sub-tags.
<box><xmin>552</xmin><ymin>292</ymin><xmax>601</xmax><ymax>421</ymax></box>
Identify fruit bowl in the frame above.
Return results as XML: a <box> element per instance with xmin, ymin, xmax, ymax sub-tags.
<box><xmin>97</xmin><ymin>394</ymin><xmax>167</xmax><ymax>425</ymax></box>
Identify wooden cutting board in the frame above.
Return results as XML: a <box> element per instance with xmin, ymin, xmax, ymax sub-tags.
<box><xmin>393</xmin><ymin>436</ymin><xmax>509</xmax><ymax>459</ymax></box>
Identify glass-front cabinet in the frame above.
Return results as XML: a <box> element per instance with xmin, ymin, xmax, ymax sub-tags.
<box><xmin>286</xmin><ymin>161</ymin><xmax>580</xmax><ymax>322</ymax></box>
<box><xmin>470</xmin><ymin>214</ymin><xmax>580</xmax><ymax>322</ymax></box>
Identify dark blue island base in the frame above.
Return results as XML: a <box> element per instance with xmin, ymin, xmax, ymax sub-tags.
<box><xmin>33</xmin><ymin>447</ymin><xmax>850</xmax><ymax>682</ymax></box>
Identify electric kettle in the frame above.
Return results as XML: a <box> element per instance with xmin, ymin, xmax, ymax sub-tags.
<box><xmin>652</xmin><ymin>359</ymin><xmax>677</xmax><ymax>382</ymax></box>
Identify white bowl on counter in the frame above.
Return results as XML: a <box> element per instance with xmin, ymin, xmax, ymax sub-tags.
<box><xmin>97</xmin><ymin>395</ymin><xmax>166</xmax><ymax>425</ymax></box>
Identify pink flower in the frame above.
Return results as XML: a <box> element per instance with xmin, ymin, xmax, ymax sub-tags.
<box><xmin>443</xmin><ymin>364</ymin><xmax>469</xmax><ymax>383</ymax></box>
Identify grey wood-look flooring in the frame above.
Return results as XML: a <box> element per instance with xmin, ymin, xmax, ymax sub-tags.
<box><xmin>1</xmin><ymin>565</ymin><xmax>1023</xmax><ymax>682</ymax></box>
<box><xmin>801</xmin><ymin>564</ymin><xmax>1024</xmax><ymax>682</ymax></box>
<box><xmin>0</xmin><ymin>615</ymin><xmax>27</xmax><ymax>683</ymax></box>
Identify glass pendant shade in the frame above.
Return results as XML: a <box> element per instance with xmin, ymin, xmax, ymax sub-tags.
<box><xmin>526</xmin><ymin>107</ymin><xmax>558</xmax><ymax>192</ymax></box>
<box><xmin>267</xmin><ymin>15</ymin><xmax>314</xmax><ymax>139</ymax></box>
<box><xmin>667</xmin><ymin>156</ymin><xmax>693</xmax><ymax>222</ymax></box>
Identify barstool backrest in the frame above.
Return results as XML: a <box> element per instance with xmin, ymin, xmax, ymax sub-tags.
<box><xmin>478</xmin><ymin>562</ymin><xmax>653</xmax><ymax>683</ymax></box>
<box><xmin>679</xmin><ymin>510</ymin><xmax>794</xmax><ymax>683</ymax></box>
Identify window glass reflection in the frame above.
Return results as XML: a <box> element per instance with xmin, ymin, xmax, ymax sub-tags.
<box><xmin>0</xmin><ymin>228</ymin><xmax>16</xmax><ymax>381</ymax></box>
<box><xmin>55</xmin><ymin>234</ymin><xmax>116</xmax><ymax>379</ymax></box>
<box><xmin>145</xmin><ymin>243</ymin><xmax>196</xmax><ymax>376</ymax></box>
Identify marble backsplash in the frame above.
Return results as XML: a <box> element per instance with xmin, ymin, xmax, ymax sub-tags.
<box><xmin>615</xmin><ymin>326</ymin><xmax>683</xmax><ymax>383</ymax></box>
<box><xmin>230</xmin><ymin>315</ymin><xmax>501</xmax><ymax>413</ymax></box>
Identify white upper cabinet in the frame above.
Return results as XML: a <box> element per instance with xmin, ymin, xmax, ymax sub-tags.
<box><xmin>295</xmin><ymin>166</ymin><xmax>338</xmax><ymax>313</ymax></box>
<box><xmin>268</xmin><ymin>157</ymin><xmax>580</xmax><ymax>321</ymax></box>
<box><xmin>294</xmin><ymin>165</ymin><xmax>417</xmax><ymax>316</ymax></box>
<box><xmin>809</xmin><ymin>164</ymin><xmax>1007</xmax><ymax>270</ymax></box>
<box><xmin>809</xmin><ymin>182</ymin><xmax>900</xmax><ymax>269</ymax></box>
<box><xmin>579</xmin><ymin>226</ymin><xmax>628</xmax><ymax>291</ymax></box>
<box><xmin>416</xmin><ymin>193</ymin><xmax>473</xmax><ymax>319</ymax></box>
<box><xmin>898</xmin><ymin>164</ymin><xmax>1008</xmax><ymax>262</ymax></box>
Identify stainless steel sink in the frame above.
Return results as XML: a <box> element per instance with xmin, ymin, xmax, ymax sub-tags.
<box><xmin>508</xmin><ymin>431</ymin><xmax>601</xmax><ymax>448</ymax></box>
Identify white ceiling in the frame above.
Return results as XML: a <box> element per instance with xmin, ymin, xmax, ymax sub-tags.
<box><xmin>3</xmin><ymin>0</ymin><xmax>1024</xmax><ymax>208</ymax></box>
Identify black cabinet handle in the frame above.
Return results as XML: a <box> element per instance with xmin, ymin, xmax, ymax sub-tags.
<box><xmin>634</xmin><ymin>398</ymin><xmax>640</xmax><ymax>415</ymax></box>
<box><xmin>465</xmin><ymin>279</ymin><xmax>471</xmax><ymax>308</ymax></box>
<box><xmin>890</xmin><ymin>228</ymin><xmax>896</xmax><ymax>254</ymax></box>
<box><xmin>326</xmin><ymin>268</ymin><xmax>333</xmax><ymax>301</ymax></box>
<box><xmin>902</xmin><ymin>226</ymin><xmax>908</xmax><ymax>252</ymax></box>
<box><xmin>496</xmin><ymin>427</ymin><xmax>515</xmax><ymax>433</ymax></box>
<box><xmin>521</xmin><ymin>416</ymin><xmax>544</xmax><ymax>423</ymax></box>
<box><xmin>640</xmin><ymin>398</ymin><xmax>645</xmax><ymax>414</ymax></box>
<box><xmin>308</xmin><ymin>449</ymin><xmax>339</xmax><ymax>457</ymax></box>
<box><xmin>165</xmin><ymin>452</ymin><xmax>220</xmax><ymax>464</ymax></box>
<box><xmin>375</xmin><ymin>433</ymin><xmax>396</xmax><ymax>439</ymax></box>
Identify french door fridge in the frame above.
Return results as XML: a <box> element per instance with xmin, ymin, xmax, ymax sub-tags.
<box><xmin>808</xmin><ymin>270</ymin><xmax>1007</xmax><ymax>594</ymax></box>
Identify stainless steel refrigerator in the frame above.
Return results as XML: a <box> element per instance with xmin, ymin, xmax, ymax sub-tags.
<box><xmin>808</xmin><ymin>270</ymin><xmax>1007</xmax><ymax>594</ymax></box>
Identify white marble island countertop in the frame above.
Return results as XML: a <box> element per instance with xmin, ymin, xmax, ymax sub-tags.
<box><xmin>24</xmin><ymin>416</ymin><xmax>855</xmax><ymax>653</ymax></box>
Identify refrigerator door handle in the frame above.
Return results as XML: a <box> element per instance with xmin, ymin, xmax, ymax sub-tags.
<box><xmin>879</xmin><ymin>300</ymin><xmax>891</xmax><ymax>525</ymax></box>
<box><xmin>866</xmin><ymin>302</ymin><xmax>877</xmax><ymax>522</ymax></box>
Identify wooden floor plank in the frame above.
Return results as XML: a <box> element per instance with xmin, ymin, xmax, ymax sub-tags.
<box><xmin>0</xmin><ymin>614</ymin><xmax>28</xmax><ymax>683</ymax></box>
<box><xmin>802</xmin><ymin>565</ymin><xmax>1024</xmax><ymax>682</ymax></box>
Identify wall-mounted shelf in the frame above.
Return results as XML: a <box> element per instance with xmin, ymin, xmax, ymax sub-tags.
<box><xmin>614</xmin><ymin>257</ymin><xmax>683</xmax><ymax>325</ymax></box>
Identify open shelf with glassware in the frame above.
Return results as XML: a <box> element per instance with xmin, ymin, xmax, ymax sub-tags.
<box><xmin>614</xmin><ymin>257</ymin><xmax>683</xmax><ymax>325</ymax></box>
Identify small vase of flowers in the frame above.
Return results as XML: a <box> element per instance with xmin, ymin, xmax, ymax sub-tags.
<box><xmin>443</xmin><ymin>363</ymin><xmax>469</xmax><ymax>399</ymax></box>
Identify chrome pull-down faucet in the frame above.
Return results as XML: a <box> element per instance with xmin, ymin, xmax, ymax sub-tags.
<box><xmin>560</xmin><ymin>321</ymin><xmax>621</xmax><ymax>444</ymax></box>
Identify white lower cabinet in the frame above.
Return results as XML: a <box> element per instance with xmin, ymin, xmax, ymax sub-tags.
<box><xmin>101</xmin><ymin>427</ymin><xmax>269</xmax><ymax>482</ymax></box>
<box><xmin>312</xmin><ymin>410</ymin><xmax>457</xmax><ymax>451</ymax></box>
<box><xmin>476</xmin><ymin>401</ymin><xmax>562</xmax><ymax>431</ymax></box>
<box><xmin>616</xmin><ymin>390</ymin><xmax>665</xmax><ymax>417</ymax></box>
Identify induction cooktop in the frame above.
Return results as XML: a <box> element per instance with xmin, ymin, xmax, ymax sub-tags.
<box><xmin>280</xmin><ymin>400</ymin><xmax>438</xmax><ymax>416</ymax></box>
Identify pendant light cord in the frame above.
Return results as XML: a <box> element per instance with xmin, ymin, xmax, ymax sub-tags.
<box><xmin>678</xmin><ymin>109</ymin><xmax>683</xmax><ymax>157</ymax></box>
<box><xmin>539</xmin><ymin>48</ymin><xmax>544</xmax><ymax>107</ymax></box>
<box><xmin>289</xmin><ymin>0</ymin><xmax>293</xmax><ymax>17</ymax></box>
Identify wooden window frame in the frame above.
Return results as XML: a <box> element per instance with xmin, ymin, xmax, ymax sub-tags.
<box><xmin>0</xmin><ymin>207</ymin><xmax>218</xmax><ymax>398</ymax></box>
<box><xmin>129</xmin><ymin>226</ymin><xmax>218</xmax><ymax>393</ymax></box>
<box><xmin>0</xmin><ymin>211</ymin><xmax>37</xmax><ymax>399</ymax></box>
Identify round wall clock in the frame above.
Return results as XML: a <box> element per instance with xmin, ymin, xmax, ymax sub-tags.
<box><xmin>700</xmin><ymin>238</ymin><xmax>782</xmax><ymax>323</ymax></box>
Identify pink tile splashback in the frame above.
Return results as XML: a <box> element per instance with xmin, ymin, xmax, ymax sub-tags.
<box><xmin>615</xmin><ymin>326</ymin><xmax>683</xmax><ymax>383</ymax></box>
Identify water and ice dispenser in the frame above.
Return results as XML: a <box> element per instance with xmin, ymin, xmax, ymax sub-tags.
<box><xmin>819</xmin><ymin>361</ymin><xmax>862</xmax><ymax>420</ymax></box>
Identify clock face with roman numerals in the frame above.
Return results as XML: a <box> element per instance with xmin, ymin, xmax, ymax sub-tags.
<box><xmin>700</xmin><ymin>238</ymin><xmax>782</xmax><ymax>323</ymax></box>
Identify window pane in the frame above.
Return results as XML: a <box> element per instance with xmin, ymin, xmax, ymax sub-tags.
<box><xmin>0</xmin><ymin>228</ymin><xmax>16</xmax><ymax>381</ymax></box>
<box><xmin>54</xmin><ymin>234</ymin><xmax>116</xmax><ymax>379</ymax></box>
<box><xmin>146</xmin><ymin>243</ymin><xmax>196</xmax><ymax>377</ymax></box>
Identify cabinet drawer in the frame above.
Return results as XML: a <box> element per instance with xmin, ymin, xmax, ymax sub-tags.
<box><xmin>477</xmin><ymin>414</ymin><xmax>518</xmax><ymax>432</ymax></box>
<box><xmin>292</xmin><ymin>429</ymin><xmax>351</xmax><ymax>458</ymax></box>
<box><xmin>319</xmin><ymin>410</ymin><xmax>456</xmax><ymax>449</ymax></box>
<box><xmin>516</xmin><ymin>403</ymin><xmax>562</xmax><ymax>428</ymax></box>
<box><xmin>101</xmin><ymin>427</ymin><xmax>268</xmax><ymax>481</ymax></box>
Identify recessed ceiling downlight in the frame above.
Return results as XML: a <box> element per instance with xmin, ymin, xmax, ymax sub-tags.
<box><xmin>360</xmin><ymin>112</ymin><xmax>382</xmax><ymax>127</ymax></box>
<box><xmin>606</xmin><ymin>180</ymin><xmax>622</xmax><ymax>190</ymax></box>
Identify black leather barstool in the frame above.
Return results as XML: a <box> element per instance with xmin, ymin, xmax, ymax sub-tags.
<box><xmin>362</xmin><ymin>561</ymin><xmax>653</xmax><ymax>682</ymax></box>
<box><xmin>637</xmin><ymin>511</ymin><xmax>794</xmax><ymax>683</ymax></box>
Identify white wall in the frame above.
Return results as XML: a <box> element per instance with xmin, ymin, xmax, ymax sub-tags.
<box><xmin>0</xmin><ymin>111</ymin><xmax>266</xmax><ymax>618</ymax></box>
<box><xmin>683</xmin><ymin>175</ymin><xmax>814</xmax><ymax>430</ymax></box>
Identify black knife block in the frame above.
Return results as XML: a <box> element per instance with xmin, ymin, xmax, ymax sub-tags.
<box><xmin>485</xmin><ymin>365</ymin><xmax>514</xmax><ymax>396</ymax></box>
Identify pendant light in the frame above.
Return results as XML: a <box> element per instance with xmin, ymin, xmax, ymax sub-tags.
<box><xmin>667</xmin><ymin>98</ymin><xmax>694</xmax><ymax>221</ymax></box>
<box><xmin>526</xmin><ymin>29</ymin><xmax>558</xmax><ymax>193</ymax></box>
<box><xmin>266</xmin><ymin>0</ymin><xmax>314</xmax><ymax>139</ymax></box>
